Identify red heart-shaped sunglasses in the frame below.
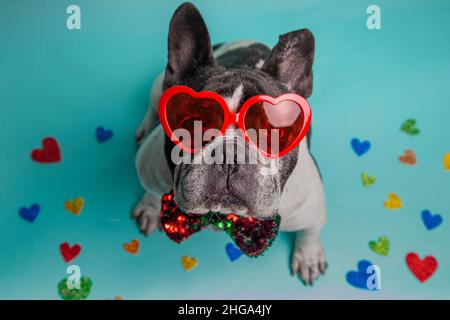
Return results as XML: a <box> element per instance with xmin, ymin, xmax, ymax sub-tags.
<box><xmin>158</xmin><ymin>85</ymin><xmax>312</xmax><ymax>158</ymax></box>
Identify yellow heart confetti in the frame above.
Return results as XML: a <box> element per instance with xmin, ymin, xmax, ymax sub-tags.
<box><xmin>181</xmin><ymin>255</ymin><xmax>198</xmax><ymax>271</ymax></box>
<box><xmin>384</xmin><ymin>193</ymin><xmax>403</xmax><ymax>210</ymax></box>
<box><xmin>64</xmin><ymin>197</ymin><xmax>85</xmax><ymax>215</ymax></box>
<box><xmin>443</xmin><ymin>153</ymin><xmax>450</xmax><ymax>171</ymax></box>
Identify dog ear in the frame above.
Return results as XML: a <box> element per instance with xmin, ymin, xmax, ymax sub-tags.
<box><xmin>165</xmin><ymin>3</ymin><xmax>214</xmax><ymax>86</ymax></box>
<box><xmin>262</xmin><ymin>29</ymin><xmax>315</xmax><ymax>98</ymax></box>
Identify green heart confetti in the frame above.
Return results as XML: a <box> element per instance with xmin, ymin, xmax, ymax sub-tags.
<box><xmin>400</xmin><ymin>119</ymin><xmax>420</xmax><ymax>136</ymax></box>
<box><xmin>361</xmin><ymin>172</ymin><xmax>376</xmax><ymax>187</ymax></box>
<box><xmin>369</xmin><ymin>236</ymin><xmax>390</xmax><ymax>256</ymax></box>
<box><xmin>58</xmin><ymin>276</ymin><xmax>93</xmax><ymax>300</ymax></box>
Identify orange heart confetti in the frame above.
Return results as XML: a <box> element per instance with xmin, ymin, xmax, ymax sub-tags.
<box><xmin>399</xmin><ymin>149</ymin><xmax>416</xmax><ymax>166</ymax></box>
<box><xmin>64</xmin><ymin>197</ymin><xmax>85</xmax><ymax>215</ymax></box>
<box><xmin>123</xmin><ymin>239</ymin><xmax>139</xmax><ymax>255</ymax></box>
<box><xmin>181</xmin><ymin>256</ymin><xmax>198</xmax><ymax>271</ymax></box>
<box><xmin>384</xmin><ymin>193</ymin><xmax>403</xmax><ymax>210</ymax></box>
<box><xmin>444</xmin><ymin>153</ymin><xmax>450</xmax><ymax>171</ymax></box>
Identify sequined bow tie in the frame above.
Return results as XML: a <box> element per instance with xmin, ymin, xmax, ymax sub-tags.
<box><xmin>160</xmin><ymin>191</ymin><xmax>281</xmax><ymax>257</ymax></box>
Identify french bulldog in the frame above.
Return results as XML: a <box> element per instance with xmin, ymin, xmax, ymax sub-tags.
<box><xmin>133</xmin><ymin>2</ymin><xmax>327</xmax><ymax>285</ymax></box>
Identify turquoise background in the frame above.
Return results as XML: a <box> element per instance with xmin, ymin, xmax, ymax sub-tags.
<box><xmin>1</xmin><ymin>0</ymin><xmax>449</xmax><ymax>299</ymax></box>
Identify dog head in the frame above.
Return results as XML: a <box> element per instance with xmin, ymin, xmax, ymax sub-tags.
<box><xmin>162</xmin><ymin>3</ymin><xmax>314</xmax><ymax>218</ymax></box>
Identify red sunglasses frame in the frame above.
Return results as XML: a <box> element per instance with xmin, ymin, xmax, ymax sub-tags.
<box><xmin>158</xmin><ymin>85</ymin><xmax>312</xmax><ymax>159</ymax></box>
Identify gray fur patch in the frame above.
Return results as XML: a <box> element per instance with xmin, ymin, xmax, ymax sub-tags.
<box><xmin>215</xmin><ymin>43</ymin><xmax>271</xmax><ymax>70</ymax></box>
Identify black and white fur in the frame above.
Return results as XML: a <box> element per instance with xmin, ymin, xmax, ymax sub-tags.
<box><xmin>133</xmin><ymin>3</ymin><xmax>326</xmax><ymax>285</ymax></box>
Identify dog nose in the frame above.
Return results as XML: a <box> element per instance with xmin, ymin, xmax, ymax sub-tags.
<box><xmin>220</xmin><ymin>140</ymin><xmax>239</xmax><ymax>175</ymax></box>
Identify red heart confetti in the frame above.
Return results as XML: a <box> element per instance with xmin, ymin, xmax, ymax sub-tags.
<box><xmin>31</xmin><ymin>137</ymin><xmax>61</xmax><ymax>163</ymax></box>
<box><xmin>405</xmin><ymin>252</ymin><xmax>438</xmax><ymax>283</ymax></box>
<box><xmin>60</xmin><ymin>242</ymin><xmax>81</xmax><ymax>263</ymax></box>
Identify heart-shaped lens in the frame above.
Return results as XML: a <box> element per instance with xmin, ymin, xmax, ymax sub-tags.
<box><xmin>243</xmin><ymin>98</ymin><xmax>308</xmax><ymax>157</ymax></box>
<box><xmin>160</xmin><ymin>86</ymin><xmax>311</xmax><ymax>157</ymax></box>
<box><xmin>165</xmin><ymin>93</ymin><xmax>225</xmax><ymax>151</ymax></box>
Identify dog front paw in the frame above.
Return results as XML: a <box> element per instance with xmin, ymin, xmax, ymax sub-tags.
<box><xmin>291</xmin><ymin>236</ymin><xmax>327</xmax><ymax>286</ymax></box>
<box><xmin>132</xmin><ymin>193</ymin><xmax>161</xmax><ymax>235</ymax></box>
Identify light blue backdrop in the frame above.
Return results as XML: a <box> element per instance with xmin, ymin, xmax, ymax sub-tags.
<box><xmin>0</xmin><ymin>0</ymin><xmax>449</xmax><ymax>299</ymax></box>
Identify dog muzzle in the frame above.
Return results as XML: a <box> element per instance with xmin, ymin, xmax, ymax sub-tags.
<box><xmin>160</xmin><ymin>191</ymin><xmax>281</xmax><ymax>257</ymax></box>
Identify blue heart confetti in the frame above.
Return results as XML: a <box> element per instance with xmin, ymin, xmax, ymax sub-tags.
<box><xmin>346</xmin><ymin>259</ymin><xmax>379</xmax><ymax>290</ymax></box>
<box><xmin>96</xmin><ymin>126</ymin><xmax>113</xmax><ymax>143</ymax></box>
<box><xmin>421</xmin><ymin>209</ymin><xmax>443</xmax><ymax>230</ymax></box>
<box><xmin>19</xmin><ymin>203</ymin><xmax>40</xmax><ymax>223</ymax></box>
<box><xmin>351</xmin><ymin>138</ymin><xmax>371</xmax><ymax>156</ymax></box>
<box><xmin>225</xmin><ymin>242</ymin><xmax>242</xmax><ymax>262</ymax></box>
